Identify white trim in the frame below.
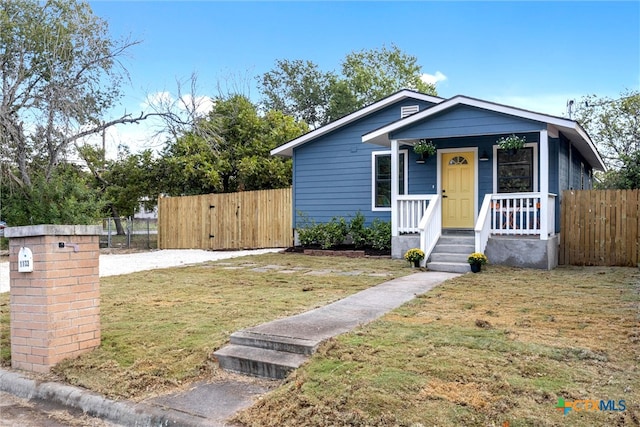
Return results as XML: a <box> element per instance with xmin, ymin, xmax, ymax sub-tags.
<box><xmin>492</xmin><ymin>142</ymin><xmax>539</xmax><ymax>193</ymax></box>
<box><xmin>362</xmin><ymin>94</ymin><xmax>605</xmax><ymax>171</ymax></box>
<box><xmin>371</xmin><ymin>148</ymin><xmax>408</xmax><ymax>212</ymax></box>
<box><xmin>437</xmin><ymin>147</ymin><xmax>479</xmax><ymax>226</ymax></box>
<box><xmin>365</xmin><ymin>95</ymin><xmax>584</xmax><ymax>143</ymax></box>
<box><xmin>539</xmin><ymin>129</ymin><xmax>549</xmax><ymax>240</ymax></box>
<box><xmin>271</xmin><ymin>90</ymin><xmax>443</xmax><ymax>157</ymax></box>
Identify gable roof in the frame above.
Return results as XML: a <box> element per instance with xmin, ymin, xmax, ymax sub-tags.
<box><xmin>362</xmin><ymin>95</ymin><xmax>606</xmax><ymax>171</ymax></box>
<box><xmin>270</xmin><ymin>89</ymin><xmax>444</xmax><ymax>157</ymax></box>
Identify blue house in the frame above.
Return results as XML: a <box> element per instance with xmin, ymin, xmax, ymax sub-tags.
<box><xmin>271</xmin><ymin>90</ymin><xmax>604</xmax><ymax>271</ymax></box>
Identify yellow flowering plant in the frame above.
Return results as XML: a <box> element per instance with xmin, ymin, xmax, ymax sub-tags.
<box><xmin>404</xmin><ymin>248</ymin><xmax>425</xmax><ymax>263</ymax></box>
<box><xmin>467</xmin><ymin>252</ymin><xmax>488</xmax><ymax>265</ymax></box>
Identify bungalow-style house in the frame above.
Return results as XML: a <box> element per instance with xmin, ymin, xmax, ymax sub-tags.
<box><xmin>271</xmin><ymin>90</ymin><xmax>604</xmax><ymax>272</ymax></box>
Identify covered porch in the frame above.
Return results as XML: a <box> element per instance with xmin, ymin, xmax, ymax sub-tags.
<box><xmin>393</xmin><ymin>191</ymin><xmax>557</xmax><ymax>270</ymax></box>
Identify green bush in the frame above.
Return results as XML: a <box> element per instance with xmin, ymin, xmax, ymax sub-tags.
<box><xmin>316</xmin><ymin>217</ymin><xmax>349</xmax><ymax>249</ymax></box>
<box><xmin>296</xmin><ymin>211</ymin><xmax>391</xmax><ymax>251</ymax></box>
<box><xmin>369</xmin><ymin>218</ymin><xmax>391</xmax><ymax>250</ymax></box>
<box><xmin>349</xmin><ymin>211</ymin><xmax>371</xmax><ymax>249</ymax></box>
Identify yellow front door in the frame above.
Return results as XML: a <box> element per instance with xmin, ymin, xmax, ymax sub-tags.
<box><xmin>442</xmin><ymin>151</ymin><xmax>475</xmax><ymax>228</ymax></box>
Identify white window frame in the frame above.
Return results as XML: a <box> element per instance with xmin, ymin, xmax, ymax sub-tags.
<box><xmin>372</xmin><ymin>149</ymin><xmax>408</xmax><ymax>211</ymax></box>
<box><xmin>492</xmin><ymin>142</ymin><xmax>538</xmax><ymax>193</ymax></box>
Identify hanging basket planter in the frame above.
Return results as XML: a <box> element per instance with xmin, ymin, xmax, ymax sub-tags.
<box><xmin>497</xmin><ymin>134</ymin><xmax>526</xmax><ymax>156</ymax></box>
<box><xmin>413</xmin><ymin>139</ymin><xmax>436</xmax><ymax>164</ymax></box>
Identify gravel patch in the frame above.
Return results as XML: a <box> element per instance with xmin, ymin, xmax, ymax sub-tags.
<box><xmin>0</xmin><ymin>249</ymin><xmax>282</xmax><ymax>293</ymax></box>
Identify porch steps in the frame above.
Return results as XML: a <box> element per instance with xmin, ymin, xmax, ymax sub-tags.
<box><xmin>427</xmin><ymin>232</ymin><xmax>474</xmax><ymax>274</ymax></box>
<box><xmin>213</xmin><ymin>331</ymin><xmax>316</xmax><ymax>379</ymax></box>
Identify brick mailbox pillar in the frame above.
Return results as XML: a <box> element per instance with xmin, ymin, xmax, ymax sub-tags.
<box><xmin>5</xmin><ymin>225</ymin><xmax>101</xmax><ymax>373</ymax></box>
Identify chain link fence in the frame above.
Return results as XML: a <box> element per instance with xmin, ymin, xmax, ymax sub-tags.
<box><xmin>100</xmin><ymin>217</ymin><xmax>158</xmax><ymax>250</ymax></box>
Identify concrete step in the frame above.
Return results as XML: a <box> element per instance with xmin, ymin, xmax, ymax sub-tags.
<box><xmin>437</xmin><ymin>236</ymin><xmax>475</xmax><ymax>246</ymax></box>
<box><xmin>431</xmin><ymin>244</ymin><xmax>475</xmax><ymax>254</ymax></box>
<box><xmin>213</xmin><ymin>344</ymin><xmax>308</xmax><ymax>379</ymax></box>
<box><xmin>230</xmin><ymin>330</ymin><xmax>318</xmax><ymax>355</ymax></box>
<box><xmin>427</xmin><ymin>261</ymin><xmax>471</xmax><ymax>274</ymax></box>
<box><xmin>429</xmin><ymin>252</ymin><xmax>470</xmax><ymax>263</ymax></box>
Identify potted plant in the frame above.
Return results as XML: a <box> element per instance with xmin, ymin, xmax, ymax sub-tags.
<box><xmin>404</xmin><ymin>248</ymin><xmax>425</xmax><ymax>267</ymax></box>
<box><xmin>497</xmin><ymin>134</ymin><xmax>526</xmax><ymax>155</ymax></box>
<box><xmin>467</xmin><ymin>252</ymin><xmax>488</xmax><ymax>273</ymax></box>
<box><xmin>413</xmin><ymin>139</ymin><xmax>436</xmax><ymax>163</ymax></box>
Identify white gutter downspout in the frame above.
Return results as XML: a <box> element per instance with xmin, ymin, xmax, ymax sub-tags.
<box><xmin>539</xmin><ymin>129</ymin><xmax>549</xmax><ymax>240</ymax></box>
<box><xmin>390</xmin><ymin>139</ymin><xmax>399</xmax><ymax>238</ymax></box>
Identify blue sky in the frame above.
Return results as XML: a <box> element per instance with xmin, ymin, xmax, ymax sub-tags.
<box><xmin>88</xmin><ymin>1</ymin><xmax>640</xmax><ymax>156</ymax></box>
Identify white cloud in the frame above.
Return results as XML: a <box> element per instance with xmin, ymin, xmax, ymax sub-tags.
<box><xmin>421</xmin><ymin>71</ymin><xmax>447</xmax><ymax>86</ymax></box>
<box><xmin>179</xmin><ymin>94</ymin><xmax>215</xmax><ymax>117</ymax></box>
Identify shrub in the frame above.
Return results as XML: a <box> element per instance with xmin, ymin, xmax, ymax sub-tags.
<box><xmin>316</xmin><ymin>217</ymin><xmax>349</xmax><ymax>249</ymax></box>
<box><xmin>349</xmin><ymin>211</ymin><xmax>371</xmax><ymax>249</ymax></box>
<box><xmin>369</xmin><ymin>218</ymin><xmax>391</xmax><ymax>251</ymax></box>
<box><xmin>296</xmin><ymin>212</ymin><xmax>391</xmax><ymax>251</ymax></box>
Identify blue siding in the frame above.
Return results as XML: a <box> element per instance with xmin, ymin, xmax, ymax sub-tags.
<box><xmin>292</xmin><ymin>99</ymin><xmax>437</xmax><ymax>227</ymax></box>
<box><xmin>390</xmin><ymin>105</ymin><xmax>545</xmax><ymax>140</ymax></box>
<box><xmin>291</xmin><ymin>97</ymin><xmax>590</xmax><ymax>238</ymax></box>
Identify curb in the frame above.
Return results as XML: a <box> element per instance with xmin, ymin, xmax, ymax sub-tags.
<box><xmin>0</xmin><ymin>369</ymin><xmax>217</xmax><ymax>427</ymax></box>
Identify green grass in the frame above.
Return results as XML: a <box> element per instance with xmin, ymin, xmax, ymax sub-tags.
<box><xmin>0</xmin><ymin>253</ymin><xmax>410</xmax><ymax>399</ymax></box>
<box><xmin>2</xmin><ymin>258</ymin><xmax>638</xmax><ymax>426</ymax></box>
<box><xmin>234</xmin><ymin>265</ymin><xmax>640</xmax><ymax>427</ymax></box>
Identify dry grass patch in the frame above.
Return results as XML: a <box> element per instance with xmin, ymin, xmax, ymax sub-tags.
<box><xmin>0</xmin><ymin>253</ymin><xmax>409</xmax><ymax>400</ymax></box>
<box><xmin>235</xmin><ymin>266</ymin><xmax>640</xmax><ymax>427</ymax></box>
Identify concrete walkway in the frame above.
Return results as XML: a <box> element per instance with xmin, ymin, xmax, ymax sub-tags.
<box><xmin>0</xmin><ymin>271</ymin><xmax>458</xmax><ymax>426</ymax></box>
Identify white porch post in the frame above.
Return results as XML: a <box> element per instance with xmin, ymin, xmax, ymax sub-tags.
<box><xmin>390</xmin><ymin>139</ymin><xmax>399</xmax><ymax>238</ymax></box>
<box><xmin>539</xmin><ymin>129</ymin><xmax>549</xmax><ymax>240</ymax></box>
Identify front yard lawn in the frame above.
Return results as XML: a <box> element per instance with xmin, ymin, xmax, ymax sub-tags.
<box><xmin>234</xmin><ymin>265</ymin><xmax>640</xmax><ymax>427</ymax></box>
<box><xmin>1</xmin><ymin>255</ymin><xmax>638</xmax><ymax>426</ymax></box>
<box><xmin>0</xmin><ymin>253</ymin><xmax>410</xmax><ymax>399</ymax></box>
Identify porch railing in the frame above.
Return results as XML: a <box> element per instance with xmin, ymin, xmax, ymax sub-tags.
<box><xmin>418</xmin><ymin>195</ymin><xmax>441</xmax><ymax>266</ymax></box>
<box><xmin>475</xmin><ymin>192</ymin><xmax>557</xmax><ymax>253</ymax></box>
<box><xmin>396</xmin><ymin>195</ymin><xmax>441</xmax><ymax>266</ymax></box>
<box><xmin>397</xmin><ymin>195</ymin><xmax>436</xmax><ymax>234</ymax></box>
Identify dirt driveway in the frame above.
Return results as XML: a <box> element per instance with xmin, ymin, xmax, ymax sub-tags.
<box><xmin>0</xmin><ymin>248</ymin><xmax>282</xmax><ymax>293</ymax></box>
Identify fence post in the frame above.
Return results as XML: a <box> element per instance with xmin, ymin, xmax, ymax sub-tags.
<box><xmin>127</xmin><ymin>216</ymin><xmax>131</xmax><ymax>248</ymax></box>
<box><xmin>107</xmin><ymin>218</ymin><xmax>112</xmax><ymax>248</ymax></box>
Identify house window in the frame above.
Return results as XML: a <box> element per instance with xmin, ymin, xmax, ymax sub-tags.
<box><xmin>496</xmin><ymin>147</ymin><xmax>534</xmax><ymax>193</ymax></box>
<box><xmin>449</xmin><ymin>156</ymin><xmax>469</xmax><ymax>165</ymax></box>
<box><xmin>372</xmin><ymin>150</ymin><xmax>407</xmax><ymax>209</ymax></box>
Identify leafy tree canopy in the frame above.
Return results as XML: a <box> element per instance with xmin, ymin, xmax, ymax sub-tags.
<box><xmin>574</xmin><ymin>90</ymin><xmax>640</xmax><ymax>189</ymax></box>
<box><xmin>259</xmin><ymin>44</ymin><xmax>437</xmax><ymax>128</ymax></box>
<box><xmin>0</xmin><ymin>0</ymin><xmax>154</xmax><ymax>225</ymax></box>
<box><xmin>160</xmin><ymin>95</ymin><xmax>307</xmax><ymax>195</ymax></box>
<box><xmin>574</xmin><ymin>90</ymin><xmax>640</xmax><ymax>169</ymax></box>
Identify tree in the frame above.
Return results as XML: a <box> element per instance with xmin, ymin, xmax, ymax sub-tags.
<box><xmin>0</xmin><ymin>0</ymin><xmax>160</xmax><ymax>225</ymax></box>
<box><xmin>341</xmin><ymin>44</ymin><xmax>436</xmax><ymax>110</ymax></box>
<box><xmin>79</xmin><ymin>145</ymin><xmax>160</xmax><ymax>234</ymax></box>
<box><xmin>259</xmin><ymin>60</ymin><xmax>335</xmax><ymax>128</ymax></box>
<box><xmin>160</xmin><ymin>95</ymin><xmax>307</xmax><ymax>195</ymax></box>
<box><xmin>595</xmin><ymin>150</ymin><xmax>640</xmax><ymax>189</ymax></box>
<box><xmin>573</xmin><ymin>90</ymin><xmax>640</xmax><ymax>169</ymax></box>
<box><xmin>258</xmin><ymin>44</ymin><xmax>437</xmax><ymax>128</ymax></box>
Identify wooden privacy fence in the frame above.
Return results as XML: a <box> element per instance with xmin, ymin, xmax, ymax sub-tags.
<box><xmin>560</xmin><ymin>189</ymin><xmax>639</xmax><ymax>266</ymax></box>
<box><xmin>158</xmin><ymin>188</ymin><xmax>292</xmax><ymax>250</ymax></box>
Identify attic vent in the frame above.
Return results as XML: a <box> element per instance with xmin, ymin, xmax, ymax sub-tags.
<box><xmin>401</xmin><ymin>105</ymin><xmax>419</xmax><ymax>118</ymax></box>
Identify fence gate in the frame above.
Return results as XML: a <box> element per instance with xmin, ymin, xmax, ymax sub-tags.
<box><xmin>158</xmin><ymin>188</ymin><xmax>292</xmax><ymax>250</ymax></box>
<box><xmin>560</xmin><ymin>189</ymin><xmax>639</xmax><ymax>266</ymax></box>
